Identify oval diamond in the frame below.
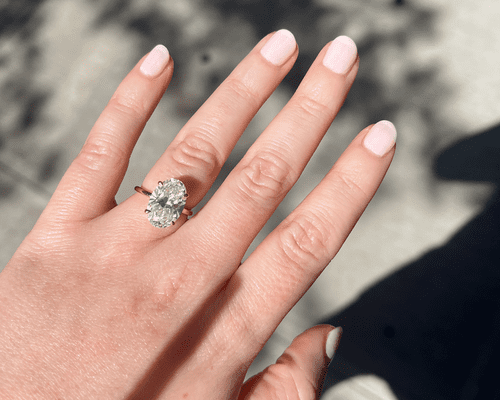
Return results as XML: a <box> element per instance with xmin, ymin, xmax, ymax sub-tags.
<box><xmin>146</xmin><ymin>179</ymin><xmax>187</xmax><ymax>228</ymax></box>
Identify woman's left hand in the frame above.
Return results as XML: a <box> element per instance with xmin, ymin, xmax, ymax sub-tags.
<box><xmin>0</xmin><ymin>30</ymin><xmax>395</xmax><ymax>399</ymax></box>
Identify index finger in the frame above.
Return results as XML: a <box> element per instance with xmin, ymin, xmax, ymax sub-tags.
<box><xmin>45</xmin><ymin>45</ymin><xmax>173</xmax><ymax>222</ymax></box>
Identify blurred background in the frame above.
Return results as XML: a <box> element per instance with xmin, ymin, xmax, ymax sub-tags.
<box><xmin>1</xmin><ymin>0</ymin><xmax>499</xmax><ymax>398</ymax></box>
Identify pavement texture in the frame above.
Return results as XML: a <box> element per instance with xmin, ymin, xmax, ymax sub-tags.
<box><xmin>1</xmin><ymin>0</ymin><xmax>500</xmax><ymax>399</ymax></box>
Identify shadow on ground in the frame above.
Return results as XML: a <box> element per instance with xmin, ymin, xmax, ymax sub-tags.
<box><xmin>0</xmin><ymin>0</ymin><xmax>54</xmax><ymax>198</ymax></box>
<box><xmin>321</xmin><ymin>125</ymin><xmax>500</xmax><ymax>399</ymax></box>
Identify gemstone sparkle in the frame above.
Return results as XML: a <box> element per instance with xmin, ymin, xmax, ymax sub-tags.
<box><xmin>146</xmin><ymin>179</ymin><xmax>187</xmax><ymax>228</ymax></box>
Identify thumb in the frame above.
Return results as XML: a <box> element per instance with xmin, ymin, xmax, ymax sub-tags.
<box><xmin>239</xmin><ymin>325</ymin><xmax>342</xmax><ymax>400</ymax></box>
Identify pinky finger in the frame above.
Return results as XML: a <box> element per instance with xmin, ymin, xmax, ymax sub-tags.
<box><xmin>239</xmin><ymin>325</ymin><xmax>342</xmax><ymax>400</ymax></box>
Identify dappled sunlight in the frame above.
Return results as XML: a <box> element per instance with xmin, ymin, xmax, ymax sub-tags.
<box><xmin>1</xmin><ymin>0</ymin><xmax>500</xmax><ymax>398</ymax></box>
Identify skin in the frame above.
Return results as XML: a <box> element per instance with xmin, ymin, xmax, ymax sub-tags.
<box><xmin>0</xmin><ymin>32</ymin><xmax>394</xmax><ymax>399</ymax></box>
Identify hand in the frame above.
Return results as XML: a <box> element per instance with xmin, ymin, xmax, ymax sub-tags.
<box><xmin>0</xmin><ymin>30</ymin><xmax>396</xmax><ymax>399</ymax></box>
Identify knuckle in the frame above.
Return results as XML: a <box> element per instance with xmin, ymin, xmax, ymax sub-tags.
<box><xmin>108</xmin><ymin>92</ymin><xmax>147</xmax><ymax>121</ymax></box>
<box><xmin>293</xmin><ymin>93</ymin><xmax>331</xmax><ymax>122</ymax></box>
<box><xmin>236</xmin><ymin>151</ymin><xmax>294</xmax><ymax>204</ymax></box>
<box><xmin>150</xmin><ymin>270</ymin><xmax>187</xmax><ymax>311</ymax></box>
<box><xmin>222</xmin><ymin>77</ymin><xmax>261</xmax><ymax>110</ymax></box>
<box><xmin>334</xmin><ymin>167</ymin><xmax>371</xmax><ymax>204</ymax></box>
<box><xmin>76</xmin><ymin>137</ymin><xmax>126</xmax><ymax>172</ymax></box>
<box><xmin>171</xmin><ymin>133</ymin><xmax>222</xmax><ymax>177</ymax></box>
<box><xmin>277</xmin><ymin>213</ymin><xmax>330</xmax><ymax>271</ymax></box>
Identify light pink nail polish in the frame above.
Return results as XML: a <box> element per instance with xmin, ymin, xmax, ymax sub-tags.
<box><xmin>323</xmin><ymin>36</ymin><xmax>357</xmax><ymax>74</ymax></box>
<box><xmin>140</xmin><ymin>44</ymin><xmax>170</xmax><ymax>77</ymax></box>
<box><xmin>363</xmin><ymin>120</ymin><xmax>397</xmax><ymax>156</ymax></box>
<box><xmin>260</xmin><ymin>29</ymin><xmax>296</xmax><ymax>66</ymax></box>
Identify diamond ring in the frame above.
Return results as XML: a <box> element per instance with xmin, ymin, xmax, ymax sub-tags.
<box><xmin>135</xmin><ymin>178</ymin><xmax>193</xmax><ymax>228</ymax></box>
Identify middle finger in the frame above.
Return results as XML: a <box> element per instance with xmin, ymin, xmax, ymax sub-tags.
<box><xmin>177</xmin><ymin>36</ymin><xmax>359</xmax><ymax>283</ymax></box>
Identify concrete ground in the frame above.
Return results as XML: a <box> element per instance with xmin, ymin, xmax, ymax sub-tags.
<box><xmin>1</xmin><ymin>0</ymin><xmax>500</xmax><ymax>398</ymax></box>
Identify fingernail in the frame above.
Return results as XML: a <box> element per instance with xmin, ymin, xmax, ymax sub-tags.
<box><xmin>326</xmin><ymin>326</ymin><xmax>342</xmax><ymax>364</ymax></box>
<box><xmin>363</xmin><ymin>120</ymin><xmax>397</xmax><ymax>156</ymax></box>
<box><xmin>323</xmin><ymin>35</ymin><xmax>357</xmax><ymax>74</ymax></box>
<box><xmin>260</xmin><ymin>29</ymin><xmax>296</xmax><ymax>66</ymax></box>
<box><xmin>140</xmin><ymin>44</ymin><xmax>170</xmax><ymax>77</ymax></box>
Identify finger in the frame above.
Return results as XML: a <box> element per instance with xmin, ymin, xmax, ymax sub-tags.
<box><xmin>203</xmin><ymin>121</ymin><xmax>395</xmax><ymax>364</ymax></box>
<box><xmin>112</xmin><ymin>30</ymin><xmax>298</xmax><ymax>238</ymax></box>
<box><xmin>47</xmin><ymin>45</ymin><xmax>173</xmax><ymax>221</ymax></box>
<box><xmin>141</xmin><ymin>30</ymin><xmax>297</xmax><ymax>209</ymax></box>
<box><xmin>177</xmin><ymin>36</ymin><xmax>359</xmax><ymax>279</ymax></box>
<box><xmin>239</xmin><ymin>326</ymin><xmax>342</xmax><ymax>400</ymax></box>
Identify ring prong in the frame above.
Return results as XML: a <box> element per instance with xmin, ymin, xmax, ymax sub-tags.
<box><xmin>145</xmin><ymin>209</ymin><xmax>149</xmax><ymax>214</ymax></box>
<box><xmin>158</xmin><ymin>181</ymin><xmax>163</xmax><ymax>186</ymax></box>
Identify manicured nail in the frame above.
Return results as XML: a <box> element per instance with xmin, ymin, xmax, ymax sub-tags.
<box><xmin>323</xmin><ymin>35</ymin><xmax>357</xmax><ymax>74</ymax></box>
<box><xmin>140</xmin><ymin>44</ymin><xmax>170</xmax><ymax>77</ymax></box>
<box><xmin>363</xmin><ymin>120</ymin><xmax>397</xmax><ymax>156</ymax></box>
<box><xmin>260</xmin><ymin>29</ymin><xmax>296</xmax><ymax>66</ymax></box>
<box><xmin>326</xmin><ymin>326</ymin><xmax>342</xmax><ymax>364</ymax></box>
